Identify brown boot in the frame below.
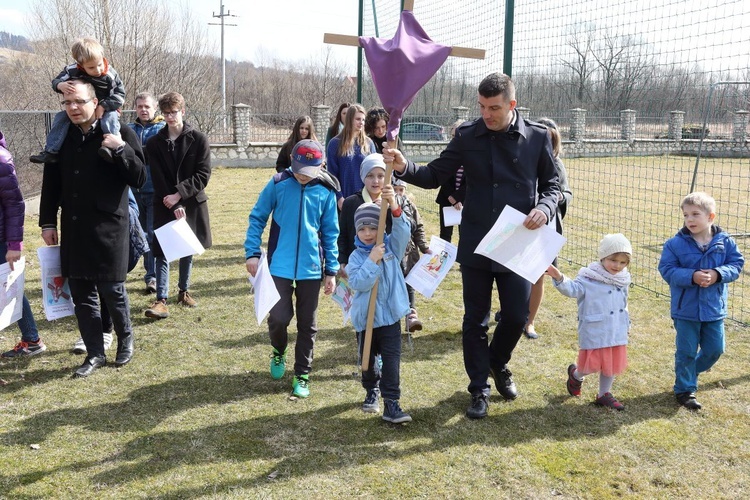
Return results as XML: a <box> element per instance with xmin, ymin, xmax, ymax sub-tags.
<box><xmin>178</xmin><ymin>290</ymin><xmax>197</xmax><ymax>307</ymax></box>
<box><xmin>406</xmin><ymin>308</ymin><xmax>423</xmax><ymax>332</ymax></box>
<box><xmin>145</xmin><ymin>299</ymin><xmax>169</xmax><ymax>319</ymax></box>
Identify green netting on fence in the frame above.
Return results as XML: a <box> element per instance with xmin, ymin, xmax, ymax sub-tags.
<box><xmin>361</xmin><ymin>0</ymin><xmax>750</xmax><ymax>323</ymax></box>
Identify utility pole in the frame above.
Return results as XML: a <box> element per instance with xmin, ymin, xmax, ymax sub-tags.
<box><xmin>209</xmin><ymin>1</ymin><xmax>237</xmax><ymax>126</ymax></box>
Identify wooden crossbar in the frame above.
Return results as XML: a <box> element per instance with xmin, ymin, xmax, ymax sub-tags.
<box><xmin>323</xmin><ymin>33</ymin><xmax>486</xmax><ymax>60</ymax></box>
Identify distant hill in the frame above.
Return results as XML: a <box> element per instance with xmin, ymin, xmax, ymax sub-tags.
<box><xmin>0</xmin><ymin>32</ymin><xmax>32</xmax><ymax>53</ymax></box>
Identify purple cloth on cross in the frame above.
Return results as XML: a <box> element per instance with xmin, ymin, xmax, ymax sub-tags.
<box><xmin>359</xmin><ymin>10</ymin><xmax>452</xmax><ymax>142</ymax></box>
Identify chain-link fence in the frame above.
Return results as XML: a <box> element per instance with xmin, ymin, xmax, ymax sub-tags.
<box><xmin>360</xmin><ymin>0</ymin><xmax>750</xmax><ymax>323</ymax></box>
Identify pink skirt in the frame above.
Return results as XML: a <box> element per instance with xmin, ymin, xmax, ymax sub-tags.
<box><xmin>577</xmin><ymin>345</ymin><xmax>628</xmax><ymax>377</ymax></box>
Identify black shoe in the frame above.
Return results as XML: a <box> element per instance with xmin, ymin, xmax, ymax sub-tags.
<box><xmin>382</xmin><ymin>399</ymin><xmax>412</xmax><ymax>424</ymax></box>
<box><xmin>676</xmin><ymin>392</ymin><xmax>702</xmax><ymax>410</ymax></box>
<box><xmin>466</xmin><ymin>394</ymin><xmax>489</xmax><ymax>419</ymax></box>
<box><xmin>29</xmin><ymin>150</ymin><xmax>59</xmax><ymax>164</ymax></box>
<box><xmin>98</xmin><ymin>147</ymin><xmax>114</xmax><ymax>163</ymax></box>
<box><xmin>490</xmin><ymin>367</ymin><xmax>518</xmax><ymax>400</ymax></box>
<box><xmin>74</xmin><ymin>355</ymin><xmax>106</xmax><ymax>377</ymax></box>
<box><xmin>114</xmin><ymin>334</ymin><xmax>134</xmax><ymax>366</ymax></box>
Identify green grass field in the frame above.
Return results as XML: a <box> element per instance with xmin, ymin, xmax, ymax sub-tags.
<box><xmin>1</xmin><ymin>167</ymin><xmax>748</xmax><ymax>498</ymax></box>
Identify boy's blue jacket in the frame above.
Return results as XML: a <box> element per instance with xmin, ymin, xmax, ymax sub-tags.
<box><xmin>245</xmin><ymin>169</ymin><xmax>339</xmax><ymax>280</ymax></box>
<box><xmin>658</xmin><ymin>225</ymin><xmax>744</xmax><ymax>322</ymax></box>
<box><xmin>347</xmin><ymin>212</ymin><xmax>411</xmax><ymax>332</ymax></box>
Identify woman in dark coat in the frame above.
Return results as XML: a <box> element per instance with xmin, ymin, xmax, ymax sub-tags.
<box><xmin>144</xmin><ymin>92</ymin><xmax>212</xmax><ymax>319</ymax></box>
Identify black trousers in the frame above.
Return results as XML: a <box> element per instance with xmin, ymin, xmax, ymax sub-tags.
<box><xmin>460</xmin><ymin>264</ymin><xmax>531</xmax><ymax>396</ymax></box>
<box><xmin>68</xmin><ymin>278</ymin><xmax>133</xmax><ymax>358</ymax></box>
<box><xmin>267</xmin><ymin>277</ymin><xmax>321</xmax><ymax>376</ymax></box>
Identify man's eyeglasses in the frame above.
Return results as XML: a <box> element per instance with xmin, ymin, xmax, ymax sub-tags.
<box><xmin>162</xmin><ymin>110</ymin><xmax>181</xmax><ymax>117</ymax></box>
<box><xmin>60</xmin><ymin>98</ymin><xmax>93</xmax><ymax>107</ymax></box>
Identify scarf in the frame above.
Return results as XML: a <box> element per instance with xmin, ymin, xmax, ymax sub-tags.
<box><xmin>577</xmin><ymin>261</ymin><xmax>631</xmax><ymax>288</ymax></box>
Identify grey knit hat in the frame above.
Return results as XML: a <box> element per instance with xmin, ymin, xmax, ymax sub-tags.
<box><xmin>354</xmin><ymin>203</ymin><xmax>381</xmax><ymax>232</ymax></box>
<box><xmin>598</xmin><ymin>233</ymin><xmax>632</xmax><ymax>259</ymax></box>
<box><xmin>360</xmin><ymin>153</ymin><xmax>386</xmax><ymax>183</ymax></box>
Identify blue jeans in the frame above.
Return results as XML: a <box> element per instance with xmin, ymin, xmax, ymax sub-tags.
<box><xmin>0</xmin><ymin>242</ymin><xmax>39</xmax><ymax>342</ymax></box>
<box><xmin>358</xmin><ymin>322</ymin><xmax>402</xmax><ymax>400</ymax></box>
<box><xmin>155</xmin><ymin>255</ymin><xmax>193</xmax><ymax>301</ymax></box>
<box><xmin>136</xmin><ymin>189</ymin><xmax>155</xmax><ymax>282</ymax></box>
<box><xmin>46</xmin><ymin>110</ymin><xmax>121</xmax><ymax>153</ymax></box>
<box><xmin>673</xmin><ymin>318</ymin><xmax>725</xmax><ymax>394</ymax></box>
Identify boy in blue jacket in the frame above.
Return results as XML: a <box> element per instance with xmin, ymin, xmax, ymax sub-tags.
<box><xmin>659</xmin><ymin>192</ymin><xmax>744</xmax><ymax>410</ymax></box>
<box><xmin>347</xmin><ymin>187</ymin><xmax>412</xmax><ymax>424</ymax></box>
<box><xmin>245</xmin><ymin>140</ymin><xmax>339</xmax><ymax>399</ymax></box>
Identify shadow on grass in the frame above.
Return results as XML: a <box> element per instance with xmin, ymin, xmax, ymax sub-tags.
<box><xmin>7</xmin><ymin>372</ymin><xmax>748</xmax><ymax>495</ymax></box>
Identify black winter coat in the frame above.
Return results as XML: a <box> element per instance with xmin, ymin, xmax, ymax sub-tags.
<box><xmin>39</xmin><ymin>123</ymin><xmax>146</xmax><ymax>281</ymax></box>
<box><xmin>398</xmin><ymin>113</ymin><xmax>559</xmax><ymax>272</ymax></box>
<box><xmin>146</xmin><ymin>122</ymin><xmax>212</xmax><ymax>257</ymax></box>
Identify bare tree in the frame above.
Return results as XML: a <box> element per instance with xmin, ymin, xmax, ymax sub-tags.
<box><xmin>560</xmin><ymin>23</ymin><xmax>597</xmax><ymax>105</ymax></box>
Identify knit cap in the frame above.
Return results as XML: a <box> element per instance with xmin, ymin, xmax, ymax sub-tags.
<box><xmin>598</xmin><ymin>233</ymin><xmax>632</xmax><ymax>259</ymax></box>
<box><xmin>354</xmin><ymin>202</ymin><xmax>381</xmax><ymax>232</ymax></box>
<box><xmin>291</xmin><ymin>139</ymin><xmax>324</xmax><ymax>177</ymax></box>
<box><xmin>360</xmin><ymin>153</ymin><xmax>386</xmax><ymax>183</ymax></box>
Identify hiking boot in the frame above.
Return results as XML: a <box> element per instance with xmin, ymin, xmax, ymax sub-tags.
<box><xmin>29</xmin><ymin>150</ymin><xmax>58</xmax><ymax>164</ymax></box>
<box><xmin>362</xmin><ymin>388</ymin><xmax>380</xmax><ymax>413</ymax></box>
<box><xmin>2</xmin><ymin>339</ymin><xmax>47</xmax><ymax>358</ymax></box>
<box><xmin>490</xmin><ymin>367</ymin><xmax>518</xmax><ymax>400</ymax></box>
<box><xmin>676</xmin><ymin>392</ymin><xmax>702</xmax><ymax>410</ymax></box>
<box><xmin>594</xmin><ymin>392</ymin><xmax>624</xmax><ymax>411</ymax></box>
<box><xmin>145</xmin><ymin>299</ymin><xmax>169</xmax><ymax>319</ymax></box>
<box><xmin>177</xmin><ymin>290</ymin><xmax>197</xmax><ymax>307</ymax></box>
<box><xmin>382</xmin><ymin>399</ymin><xmax>411</xmax><ymax>424</ymax></box>
<box><xmin>292</xmin><ymin>374</ymin><xmax>310</xmax><ymax>398</ymax></box>
<box><xmin>146</xmin><ymin>279</ymin><xmax>157</xmax><ymax>294</ymax></box>
<box><xmin>406</xmin><ymin>308</ymin><xmax>423</xmax><ymax>332</ymax></box>
<box><xmin>566</xmin><ymin>363</ymin><xmax>582</xmax><ymax>397</ymax></box>
<box><xmin>98</xmin><ymin>146</ymin><xmax>114</xmax><ymax>163</ymax></box>
<box><xmin>466</xmin><ymin>394</ymin><xmax>489</xmax><ymax>419</ymax></box>
<box><xmin>270</xmin><ymin>348</ymin><xmax>286</xmax><ymax>380</ymax></box>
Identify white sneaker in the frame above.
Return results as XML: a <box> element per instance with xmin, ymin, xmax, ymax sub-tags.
<box><xmin>72</xmin><ymin>337</ymin><xmax>87</xmax><ymax>354</ymax></box>
<box><xmin>72</xmin><ymin>332</ymin><xmax>113</xmax><ymax>353</ymax></box>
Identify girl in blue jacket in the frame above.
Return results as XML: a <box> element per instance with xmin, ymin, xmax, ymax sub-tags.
<box><xmin>347</xmin><ymin>187</ymin><xmax>412</xmax><ymax>424</ymax></box>
<box><xmin>548</xmin><ymin>233</ymin><xmax>633</xmax><ymax>411</ymax></box>
<box><xmin>658</xmin><ymin>192</ymin><xmax>744</xmax><ymax>410</ymax></box>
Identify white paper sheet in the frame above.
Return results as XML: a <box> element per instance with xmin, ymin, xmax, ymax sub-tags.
<box><xmin>405</xmin><ymin>236</ymin><xmax>458</xmax><ymax>298</ymax></box>
<box><xmin>441</xmin><ymin>206</ymin><xmax>463</xmax><ymax>227</ymax></box>
<box><xmin>0</xmin><ymin>257</ymin><xmax>25</xmax><ymax>331</ymax></box>
<box><xmin>37</xmin><ymin>246</ymin><xmax>75</xmax><ymax>321</ymax></box>
<box><xmin>331</xmin><ymin>277</ymin><xmax>354</xmax><ymax>325</ymax></box>
<box><xmin>247</xmin><ymin>253</ymin><xmax>280</xmax><ymax>325</ymax></box>
<box><xmin>154</xmin><ymin>218</ymin><xmax>205</xmax><ymax>262</ymax></box>
<box><xmin>474</xmin><ymin>205</ymin><xmax>566</xmax><ymax>283</ymax></box>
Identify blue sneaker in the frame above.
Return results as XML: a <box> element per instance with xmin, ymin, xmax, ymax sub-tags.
<box><xmin>362</xmin><ymin>389</ymin><xmax>380</xmax><ymax>413</ymax></box>
<box><xmin>292</xmin><ymin>374</ymin><xmax>310</xmax><ymax>398</ymax></box>
<box><xmin>382</xmin><ymin>399</ymin><xmax>411</xmax><ymax>424</ymax></box>
<box><xmin>270</xmin><ymin>348</ymin><xmax>286</xmax><ymax>380</ymax></box>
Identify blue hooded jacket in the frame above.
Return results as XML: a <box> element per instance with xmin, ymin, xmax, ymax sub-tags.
<box><xmin>245</xmin><ymin>169</ymin><xmax>339</xmax><ymax>280</ymax></box>
<box><xmin>659</xmin><ymin>225</ymin><xmax>744</xmax><ymax>322</ymax></box>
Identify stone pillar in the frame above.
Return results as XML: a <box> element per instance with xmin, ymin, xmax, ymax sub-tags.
<box><xmin>312</xmin><ymin>105</ymin><xmax>331</xmax><ymax>143</ymax></box>
<box><xmin>570</xmin><ymin>108</ymin><xmax>586</xmax><ymax>142</ymax></box>
<box><xmin>733</xmin><ymin>110</ymin><xmax>748</xmax><ymax>142</ymax></box>
<box><xmin>452</xmin><ymin>106</ymin><xmax>469</xmax><ymax>123</ymax></box>
<box><xmin>232</xmin><ymin>103</ymin><xmax>251</xmax><ymax>146</ymax></box>
<box><xmin>620</xmin><ymin>109</ymin><xmax>636</xmax><ymax>142</ymax></box>
<box><xmin>669</xmin><ymin>111</ymin><xmax>685</xmax><ymax>140</ymax></box>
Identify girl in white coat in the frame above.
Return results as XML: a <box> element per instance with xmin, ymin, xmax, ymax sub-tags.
<box><xmin>547</xmin><ymin>233</ymin><xmax>632</xmax><ymax>410</ymax></box>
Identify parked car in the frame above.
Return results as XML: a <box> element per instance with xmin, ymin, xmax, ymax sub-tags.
<box><xmin>401</xmin><ymin>122</ymin><xmax>447</xmax><ymax>141</ymax></box>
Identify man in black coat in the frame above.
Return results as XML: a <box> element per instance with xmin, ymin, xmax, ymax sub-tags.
<box><xmin>39</xmin><ymin>79</ymin><xmax>146</xmax><ymax>377</ymax></box>
<box><xmin>386</xmin><ymin>73</ymin><xmax>559</xmax><ymax>419</ymax></box>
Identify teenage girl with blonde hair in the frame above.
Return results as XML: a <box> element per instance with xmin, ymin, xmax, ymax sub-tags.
<box><xmin>327</xmin><ymin>104</ymin><xmax>375</xmax><ymax>209</ymax></box>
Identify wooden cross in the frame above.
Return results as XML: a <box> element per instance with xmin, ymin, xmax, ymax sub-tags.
<box><xmin>325</xmin><ymin>0</ymin><xmax>485</xmax><ymax>372</ymax></box>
